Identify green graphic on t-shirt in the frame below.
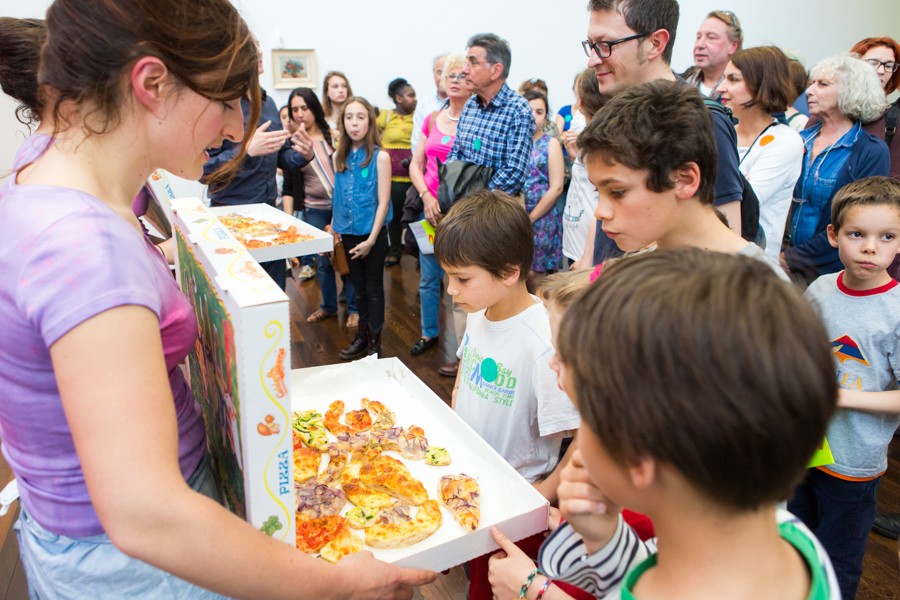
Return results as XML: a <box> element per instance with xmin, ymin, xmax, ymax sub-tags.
<box><xmin>462</xmin><ymin>347</ymin><xmax>518</xmax><ymax>407</ymax></box>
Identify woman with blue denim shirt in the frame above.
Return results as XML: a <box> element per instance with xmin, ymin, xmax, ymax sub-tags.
<box><xmin>781</xmin><ymin>55</ymin><xmax>890</xmax><ymax>282</ymax></box>
<box><xmin>331</xmin><ymin>97</ymin><xmax>392</xmax><ymax>359</ymax></box>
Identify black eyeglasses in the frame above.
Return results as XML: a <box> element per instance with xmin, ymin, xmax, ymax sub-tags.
<box><xmin>582</xmin><ymin>33</ymin><xmax>649</xmax><ymax>59</ymax></box>
<box><xmin>865</xmin><ymin>58</ymin><xmax>899</xmax><ymax>73</ymax></box>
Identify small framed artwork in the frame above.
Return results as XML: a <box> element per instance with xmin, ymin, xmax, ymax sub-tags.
<box><xmin>272</xmin><ymin>49</ymin><xmax>317</xmax><ymax>89</ymax></box>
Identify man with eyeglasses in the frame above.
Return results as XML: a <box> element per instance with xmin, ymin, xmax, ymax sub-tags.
<box><xmin>685</xmin><ymin>10</ymin><xmax>743</xmax><ymax>100</ymax></box>
<box><xmin>446</xmin><ymin>33</ymin><xmax>535</xmax><ymax>197</ymax></box>
<box><xmin>578</xmin><ymin>0</ymin><xmax>747</xmax><ymax>267</ymax></box>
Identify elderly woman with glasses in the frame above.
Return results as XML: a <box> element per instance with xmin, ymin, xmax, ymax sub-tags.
<box><xmin>780</xmin><ymin>55</ymin><xmax>890</xmax><ymax>282</ymax></box>
<box><xmin>406</xmin><ymin>53</ymin><xmax>471</xmax><ymax>360</ymax></box>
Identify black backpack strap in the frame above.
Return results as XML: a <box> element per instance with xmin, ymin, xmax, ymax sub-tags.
<box><xmin>886</xmin><ymin>99</ymin><xmax>899</xmax><ymax>146</ymax></box>
<box><xmin>703</xmin><ymin>98</ymin><xmax>738</xmax><ymax>126</ymax></box>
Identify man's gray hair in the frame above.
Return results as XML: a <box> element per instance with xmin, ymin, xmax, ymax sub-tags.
<box><xmin>466</xmin><ymin>33</ymin><xmax>511</xmax><ymax>79</ymax></box>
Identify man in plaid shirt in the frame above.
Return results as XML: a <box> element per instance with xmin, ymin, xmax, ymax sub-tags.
<box><xmin>447</xmin><ymin>33</ymin><xmax>535</xmax><ymax>197</ymax></box>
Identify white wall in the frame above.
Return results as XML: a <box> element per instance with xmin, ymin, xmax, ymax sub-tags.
<box><xmin>2</xmin><ymin>0</ymin><xmax>898</xmax><ymax>177</ymax></box>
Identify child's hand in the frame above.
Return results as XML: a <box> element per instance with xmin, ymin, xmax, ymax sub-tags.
<box><xmin>558</xmin><ymin>449</ymin><xmax>619</xmax><ymax>553</ymax></box>
<box><xmin>247</xmin><ymin>121</ymin><xmax>291</xmax><ymax>158</ymax></box>
<box><xmin>349</xmin><ymin>239</ymin><xmax>374</xmax><ymax>259</ymax></box>
<box><xmin>487</xmin><ymin>527</ymin><xmax>541</xmax><ymax>600</ymax></box>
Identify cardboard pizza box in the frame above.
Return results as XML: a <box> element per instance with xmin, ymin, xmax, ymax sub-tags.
<box><xmin>291</xmin><ymin>358</ymin><xmax>550</xmax><ymax>572</ymax></box>
<box><xmin>209</xmin><ymin>203</ymin><xmax>333</xmax><ymax>263</ymax></box>
<box><xmin>171</xmin><ymin>197</ymin><xmax>296</xmax><ymax>549</ymax></box>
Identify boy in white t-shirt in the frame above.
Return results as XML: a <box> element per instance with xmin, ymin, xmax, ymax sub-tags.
<box><xmin>434</xmin><ymin>191</ymin><xmax>580</xmax><ymax>501</ymax></box>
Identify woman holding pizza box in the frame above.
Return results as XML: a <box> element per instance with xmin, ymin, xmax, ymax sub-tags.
<box><xmin>0</xmin><ymin>0</ymin><xmax>433</xmax><ymax>598</ymax></box>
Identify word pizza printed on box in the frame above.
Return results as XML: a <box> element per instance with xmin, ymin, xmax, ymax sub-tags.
<box><xmin>172</xmin><ymin>197</ymin><xmax>296</xmax><ymax>547</ymax></box>
<box><xmin>290</xmin><ymin>358</ymin><xmax>549</xmax><ymax>572</ymax></box>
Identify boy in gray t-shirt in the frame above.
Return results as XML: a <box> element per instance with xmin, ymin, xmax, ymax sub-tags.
<box><xmin>788</xmin><ymin>176</ymin><xmax>900</xmax><ymax>600</ymax></box>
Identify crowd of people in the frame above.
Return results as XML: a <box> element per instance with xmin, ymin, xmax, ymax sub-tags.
<box><xmin>1</xmin><ymin>0</ymin><xmax>899</xmax><ymax>599</ymax></box>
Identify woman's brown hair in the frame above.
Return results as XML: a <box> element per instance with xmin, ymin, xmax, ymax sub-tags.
<box><xmin>0</xmin><ymin>17</ymin><xmax>45</xmax><ymax>126</ymax></box>
<box><xmin>730</xmin><ymin>46</ymin><xmax>794</xmax><ymax>114</ymax></box>
<box><xmin>334</xmin><ymin>97</ymin><xmax>381</xmax><ymax>173</ymax></box>
<box><xmin>41</xmin><ymin>0</ymin><xmax>260</xmax><ymax>187</ymax></box>
<box><xmin>322</xmin><ymin>71</ymin><xmax>353</xmax><ymax>118</ymax></box>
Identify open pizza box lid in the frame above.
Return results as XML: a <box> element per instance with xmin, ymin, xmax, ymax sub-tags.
<box><xmin>209</xmin><ymin>203</ymin><xmax>333</xmax><ymax>263</ymax></box>
<box><xmin>171</xmin><ymin>197</ymin><xmax>288</xmax><ymax>307</ymax></box>
<box><xmin>291</xmin><ymin>357</ymin><xmax>550</xmax><ymax>572</ymax></box>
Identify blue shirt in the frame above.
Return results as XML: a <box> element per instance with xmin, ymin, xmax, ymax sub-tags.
<box><xmin>204</xmin><ymin>89</ymin><xmax>308</xmax><ymax>206</ymax></box>
<box><xmin>332</xmin><ymin>146</ymin><xmax>392</xmax><ymax>236</ymax></box>
<box><xmin>789</xmin><ymin>122</ymin><xmax>860</xmax><ymax>247</ymax></box>
<box><xmin>447</xmin><ymin>83</ymin><xmax>535</xmax><ymax>196</ymax></box>
<box><xmin>784</xmin><ymin>122</ymin><xmax>890</xmax><ymax>278</ymax></box>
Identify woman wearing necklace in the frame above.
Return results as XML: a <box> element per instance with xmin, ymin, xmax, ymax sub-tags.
<box><xmin>407</xmin><ymin>54</ymin><xmax>471</xmax><ymax>360</ymax></box>
<box><xmin>716</xmin><ymin>46</ymin><xmax>803</xmax><ymax>262</ymax></box>
<box><xmin>780</xmin><ymin>55</ymin><xmax>890</xmax><ymax>282</ymax></box>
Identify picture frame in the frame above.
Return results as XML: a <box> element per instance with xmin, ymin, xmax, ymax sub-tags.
<box><xmin>272</xmin><ymin>49</ymin><xmax>317</xmax><ymax>89</ymax></box>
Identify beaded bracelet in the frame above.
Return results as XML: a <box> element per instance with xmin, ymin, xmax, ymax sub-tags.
<box><xmin>518</xmin><ymin>568</ymin><xmax>542</xmax><ymax>600</ymax></box>
<box><xmin>535</xmin><ymin>577</ymin><xmax>552</xmax><ymax>600</ymax></box>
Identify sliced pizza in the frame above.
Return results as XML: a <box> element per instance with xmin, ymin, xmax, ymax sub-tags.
<box><xmin>424</xmin><ymin>446</ymin><xmax>451</xmax><ymax>466</ymax></box>
<box><xmin>439</xmin><ymin>474</ymin><xmax>480</xmax><ymax>532</ymax></box>
<box><xmin>324</xmin><ymin>400</ymin><xmax>352</xmax><ymax>435</ymax></box>
<box><xmin>292</xmin><ymin>410</ymin><xmax>328</xmax><ymax>451</ymax></box>
<box><xmin>295</xmin><ymin>514</ymin><xmax>347</xmax><ymax>554</ymax></box>
<box><xmin>376</xmin><ymin>426</ymin><xmax>429</xmax><ymax>461</ymax></box>
<box><xmin>365</xmin><ymin>499</ymin><xmax>443</xmax><ymax>549</ymax></box>
<box><xmin>361</xmin><ymin>398</ymin><xmax>395</xmax><ymax>431</ymax></box>
<box><xmin>342</xmin><ymin>462</ymin><xmax>398</xmax><ymax>510</ymax></box>
<box><xmin>295</xmin><ymin>481</ymin><xmax>347</xmax><ymax>518</ymax></box>
<box><xmin>359</xmin><ymin>454</ymin><xmax>428</xmax><ymax>505</ymax></box>
<box><xmin>293</xmin><ymin>443</ymin><xmax>321</xmax><ymax>484</ymax></box>
<box><xmin>317</xmin><ymin>444</ymin><xmax>347</xmax><ymax>487</ymax></box>
<box><xmin>345</xmin><ymin>408</ymin><xmax>373</xmax><ymax>432</ymax></box>
<box><xmin>319</xmin><ymin>526</ymin><xmax>364</xmax><ymax>563</ymax></box>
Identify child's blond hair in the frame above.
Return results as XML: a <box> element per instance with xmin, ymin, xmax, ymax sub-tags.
<box><xmin>536</xmin><ymin>269</ymin><xmax>592</xmax><ymax>308</ymax></box>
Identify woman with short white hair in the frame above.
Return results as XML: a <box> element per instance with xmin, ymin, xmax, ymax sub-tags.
<box><xmin>780</xmin><ymin>55</ymin><xmax>890</xmax><ymax>282</ymax></box>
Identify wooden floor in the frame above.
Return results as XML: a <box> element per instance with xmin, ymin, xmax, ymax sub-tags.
<box><xmin>1</xmin><ymin>255</ymin><xmax>898</xmax><ymax>599</ymax></box>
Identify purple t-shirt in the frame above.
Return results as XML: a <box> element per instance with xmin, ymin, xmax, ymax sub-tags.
<box><xmin>0</xmin><ymin>168</ymin><xmax>206</xmax><ymax>537</ymax></box>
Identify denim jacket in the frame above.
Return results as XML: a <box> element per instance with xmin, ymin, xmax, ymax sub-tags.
<box><xmin>785</xmin><ymin>122</ymin><xmax>890</xmax><ymax>278</ymax></box>
<box><xmin>332</xmin><ymin>146</ymin><xmax>391</xmax><ymax>236</ymax></box>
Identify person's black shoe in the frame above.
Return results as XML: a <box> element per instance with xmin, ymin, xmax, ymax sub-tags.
<box><xmin>367</xmin><ymin>329</ymin><xmax>382</xmax><ymax>358</ymax></box>
<box><xmin>872</xmin><ymin>512</ymin><xmax>900</xmax><ymax>540</ymax></box>
<box><xmin>339</xmin><ymin>331</ymin><xmax>368</xmax><ymax>360</ymax></box>
<box><xmin>410</xmin><ymin>337</ymin><xmax>438</xmax><ymax>356</ymax></box>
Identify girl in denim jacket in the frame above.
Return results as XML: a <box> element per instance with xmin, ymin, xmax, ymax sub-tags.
<box><xmin>330</xmin><ymin>97</ymin><xmax>392</xmax><ymax>358</ymax></box>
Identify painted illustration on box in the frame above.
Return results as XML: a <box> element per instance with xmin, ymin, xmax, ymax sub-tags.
<box><xmin>175</xmin><ymin>228</ymin><xmax>246</xmax><ymax>517</ymax></box>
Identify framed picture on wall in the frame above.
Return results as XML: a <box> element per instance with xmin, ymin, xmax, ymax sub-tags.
<box><xmin>272</xmin><ymin>49</ymin><xmax>317</xmax><ymax>89</ymax></box>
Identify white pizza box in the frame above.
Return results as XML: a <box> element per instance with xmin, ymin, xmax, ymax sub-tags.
<box><xmin>291</xmin><ymin>357</ymin><xmax>550</xmax><ymax>572</ymax></box>
<box><xmin>172</xmin><ymin>196</ymin><xmax>296</xmax><ymax>549</ymax></box>
<box><xmin>209</xmin><ymin>203</ymin><xmax>333</xmax><ymax>263</ymax></box>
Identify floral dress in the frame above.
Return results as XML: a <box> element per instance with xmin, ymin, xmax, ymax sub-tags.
<box><xmin>524</xmin><ymin>134</ymin><xmax>563</xmax><ymax>272</ymax></box>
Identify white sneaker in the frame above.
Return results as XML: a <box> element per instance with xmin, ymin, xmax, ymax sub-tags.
<box><xmin>298</xmin><ymin>265</ymin><xmax>316</xmax><ymax>280</ymax></box>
